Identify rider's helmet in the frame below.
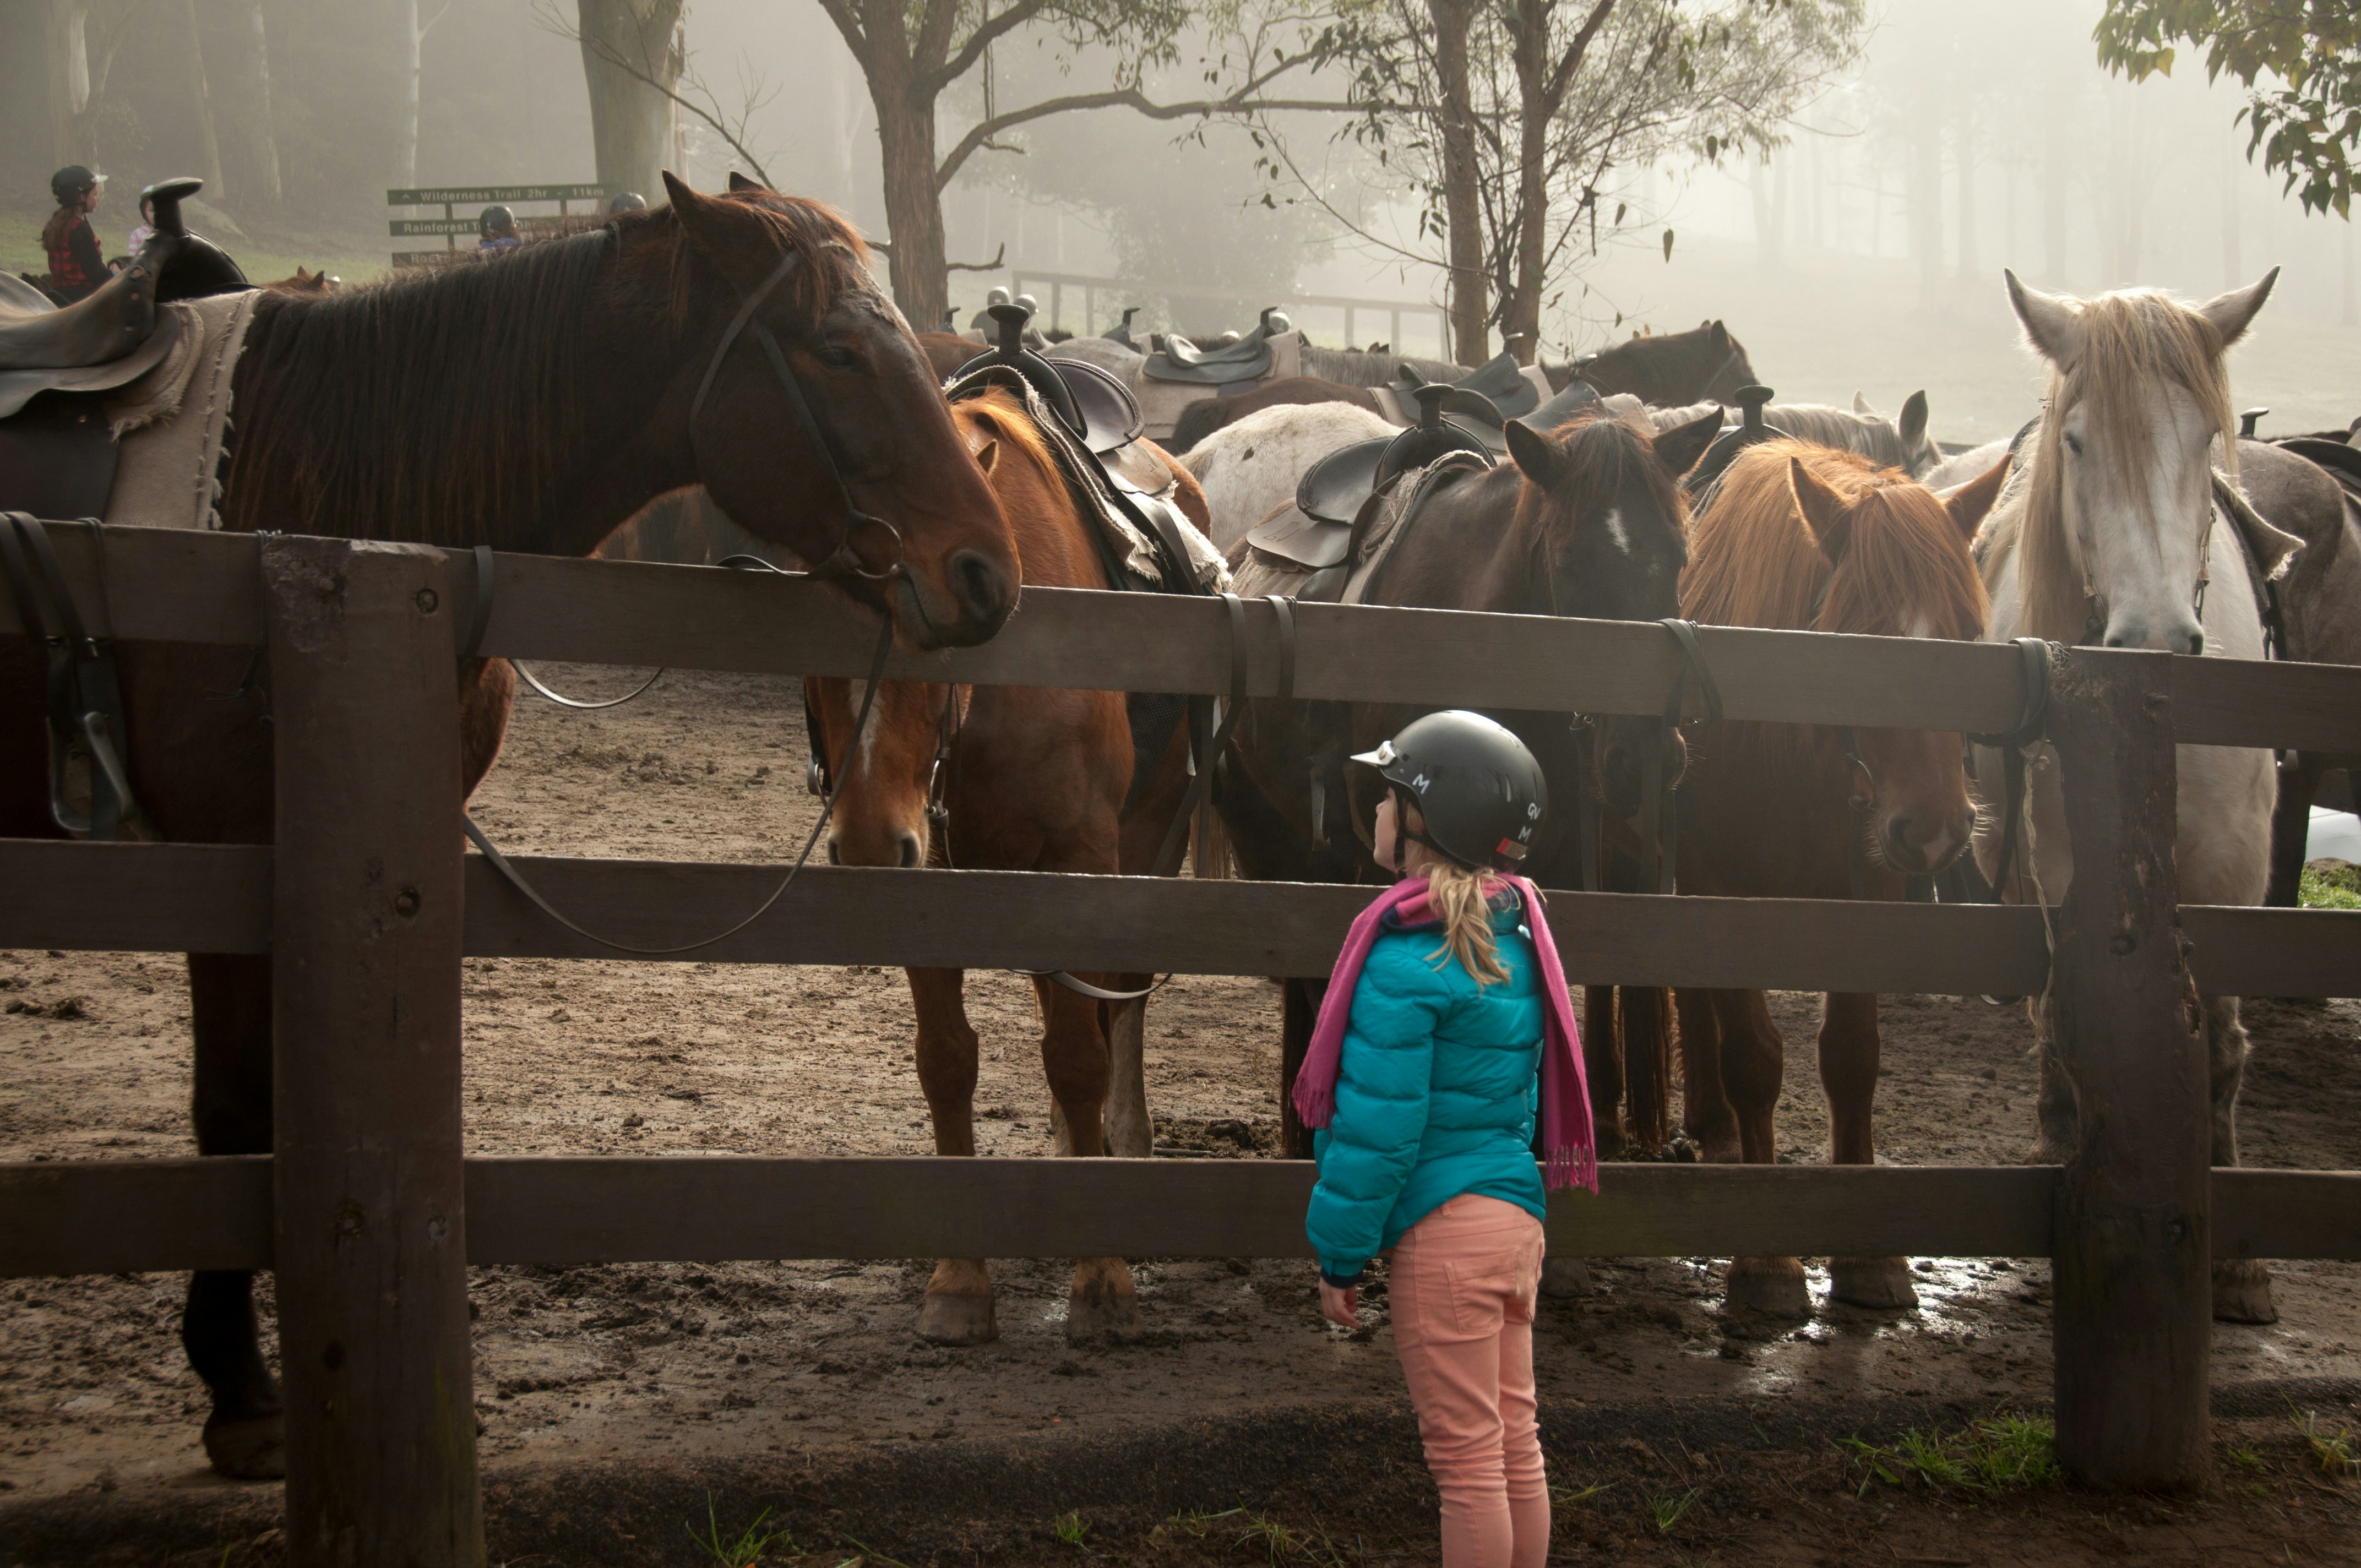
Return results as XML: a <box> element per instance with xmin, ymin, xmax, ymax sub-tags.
<box><xmin>1353</xmin><ymin>710</ymin><xmax>1547</xmax><ymax>873</ymax></box>
<box><xmin>51</xmin><ymin>165</ymin><xmax>102</xmax><ymax>207</ymax></box>
<box><xmin>478</xmin><ymin>204</ymin><xmax>518</xmax><ymax>239</ymax></box>
<box><xmin>607</xmin><ymin>191</ymin><xmax>648</xmax><ymax>215</ymax></box>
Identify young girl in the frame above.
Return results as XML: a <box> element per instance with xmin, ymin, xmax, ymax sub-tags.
<box><xmin>1296</xmin><ymin>710</ymin><xmax>1595</xmax><ymax>1568</ymax></box>
<box><xmin>42</xmin><ymin>165</ymin><xmax>110</xmax><ymax>304</ymax></box>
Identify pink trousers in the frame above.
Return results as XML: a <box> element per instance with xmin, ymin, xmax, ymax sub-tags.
<box><xmin>1388</xmin><ymin>1194</ymin><xmax>1550</xmax><ymax>1568</ymax></box>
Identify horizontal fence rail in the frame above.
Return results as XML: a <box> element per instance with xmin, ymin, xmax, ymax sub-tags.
<box><xmin>8</xmin><ymin>527</ymin><xmax>2361</xmax><ymax>751</ymax></box>
<box><xmin>4</xmin><ymin>1157</ymin><xmax>2355</xmax><ymax>1278</ymax></box>
<box><xmin>6</xmin><ymin>841</ymin><xmax>2357</xmax><ymax>998</ymax></box>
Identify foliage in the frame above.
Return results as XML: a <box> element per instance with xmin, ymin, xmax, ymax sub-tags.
<box><xmin>1237</xmin><ymin>0</ymin><xmax>1865</xmax><ymax>359</ymax></box>
<box><xmin>1837</xmin><ymin>1415</ymin><xmax>2061</xmax><ymax>1496</ymax></box>
<box><xmin>1647</xmin><ymin>1485</ymin><xmax>1702</xmax><ymax>1533</ymax></box>
<box><xmin>1052</xmin><ymin>1509</ymin><xmax>1091</xmax><ymax>1547</ymax></box>
<box><xmin>2299</xmin><ymin>859</ymin><xmax>2361</xmax><ymax>910</ymax></box>
<box><xmin>2290</xmin><ymin>1402</ymin><xmax>2358</xmax><ymax>1477</ymax></box>
<box><xmin>2095</xmin><ymin>0</ymin><xmax>2361</xmax><ymax>216</ymax></box>
<box><xmin>687</xmin><ymin>1493</ymin><xmax>794</xmax><ymax>1567</ymax></box>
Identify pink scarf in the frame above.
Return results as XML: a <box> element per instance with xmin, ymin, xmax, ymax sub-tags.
<box><xmin>1292</xmin><ymin>875</ymin><xmax>1597</xmax><ymax>1193</ymax></box>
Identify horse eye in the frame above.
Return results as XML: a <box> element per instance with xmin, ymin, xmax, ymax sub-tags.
<box><xmin>2063</xmin><ymin>432</ymin><xmax>2083</xmax><ymax>457</ymax></box>
<box><xmin>815</xmin><ymin>346</ymin><xmax>860</xmax><ymax>371</ymax></box>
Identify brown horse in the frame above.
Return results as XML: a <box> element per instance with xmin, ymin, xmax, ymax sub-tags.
<box><xmin>1653</xmin><ymin>442</ymin><xmax>2005</xmax><ymax>1317</ymax></box>
<box><xmin>1565</xmin><ymin>319</ymin><xmax>1756</xmax><ymax>406</ymax></box>
<box><xmin>1</xmin><ymin>176</ymin><xmax>1018</xmax><ymax>1479</ymax></box>
<box><xmin>1213</xmin><ymin>406</ymin><xmax>1724</xmax><ymax>1156</ymax></box>
<box><xmin>804</xmin><ymin>386</ymin><xmax>1206</xmax><ymax>1346</ymax></box>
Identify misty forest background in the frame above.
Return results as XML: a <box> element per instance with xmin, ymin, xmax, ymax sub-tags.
<box><xmin>5</xmin><ymin>0</ymin><xmax>2359</xmax><ymax>439</ymax></box>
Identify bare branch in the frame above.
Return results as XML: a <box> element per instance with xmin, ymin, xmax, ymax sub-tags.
<box><xmin>536</xmin><ymin>0</ymin><xmax>776</xmax><ymax>187</ymax></box>
<box><xmin>948</xmin><ymin>242</ymin><xmax>1008</xmax><ymax>273</ymax></box>
<box><xmin>928</xmin><ymin>0</ymin><xmax>1057</xmax><ymax>95</ymax></box>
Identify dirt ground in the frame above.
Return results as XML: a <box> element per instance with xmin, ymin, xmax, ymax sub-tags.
<box><xmin>3</xmin><ymin>667</ymin><xmax>2357</xmax><ymax>1564</ymax></box>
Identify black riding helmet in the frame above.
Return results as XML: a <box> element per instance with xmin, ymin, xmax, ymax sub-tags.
<box><xmin>51</xmin><ymin>165</ymin><xmax>102</xmax><ymax>206</ymax></box>
<box><xmin>1353</xmin><ymin>710</ymin><xmax>1547</xmax><ymax>873</ymax></box>
<box><xmin>607</xmin><ymin>190</ymin><xmax>648</xmax><ymax>214</ymax></box>
<box><xmin>479</xmin><ymin>204</ymin><xmax>517</xmax><ymax>238</ymax></box>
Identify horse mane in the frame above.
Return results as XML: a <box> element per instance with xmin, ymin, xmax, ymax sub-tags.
<box><xmin>1519</xmin><ymin>407</ymin><xmax>1685</xmax><ymax>542</ymax></box>
<box><xmin>1990</xmin><ymin>287</ymin><xmax>2239</xmax><ymax>644</ymax></box>
<box><xmin>1683</xmin><ymin>440</ymin><xmax>1985</xmax><ymax>641</ymax></box>
<box><xmin>1298</xmin><ymin>343</ymin><xmax>1466</xmax><ymax>386</ymax></box>
<box><xmin>221</xmin><ymin>194</ymin><xmax>874</xmax><ymax>546</ymax></box>
<box><xmin>1765</xmin><ymin>405</ymin><xmax>1910</xmax><ymax>471</ymax></box>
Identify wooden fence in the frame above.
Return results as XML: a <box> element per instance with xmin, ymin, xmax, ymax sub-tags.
<box><xmin>3</xmin><ymin>523</ymin><xmax>2360</xmax><ymax>1563</ymax></box>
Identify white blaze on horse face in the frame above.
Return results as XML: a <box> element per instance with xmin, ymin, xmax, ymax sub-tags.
<box><xmin>1602</xmin><ymin>507</ymin><xmax>1631</xmax><ymax>557</ymax></box>
<box><xmin>2059</xmin><ymin>388</ymin><xmax>2217</xmax><ymax>656</ymax></box>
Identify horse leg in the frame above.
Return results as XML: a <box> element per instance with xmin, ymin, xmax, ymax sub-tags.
<box><xmin>183</xmin><ymin>953</ymin><xmax>287</xmax><ymax>1479</ymax></box>
<box><xmin>907</xmin><ymin>967</ymin><xmax>997</xmax><ymax>1346</ymax></box>
<box><xmin>1101</xmin><ymin>994</ymin><xmax>1155</xmax><ymax>1158</ymax></box>
<box><xmin>2027</xmin><ymin>998</ymin><xmax>2079</xmax><ymax>1165</ymax></box>
<box><xmin>1713</xmin><ymin>988</ymin><xmax>1810</xmax><ymax>1319</ymax></box>
<box><xmin>1819</xmin><ymin>992</ymin><xmax>1916</xmax><ymax>1310</ymax></box>
<box><xmin>1621</xmin><ymin>987</ymin><xmax>1674</xmax><ymax>1155</ymax></box>
<box><xmin>1580</xmin><ymin>986</ymin><xmax>1628</xmax><ymax>1160</ymax></box>
<box><xmin>2264</xmin><ymin>754</ymin><xmax>2322</xmax><ymax>909</ymax></box>
<box><xmin>1674</xmin><ymin>987</ymin><xmax>1739</xmax><ymax>1163</ymax></box>
<box><xmin>2204</xmin><ymin>994</ymin><xmax>2277</xmax><ymax>1324</ymax></box>
<box><xmin>1279</xmin><ymin>978</ymin><xmax>1320</xmax><ymax>1159</ymax></box>
<box><xmin>1036</xmin><ymin>978</ymin><xmax>1141</xmax><ymax>1343</ymax></box>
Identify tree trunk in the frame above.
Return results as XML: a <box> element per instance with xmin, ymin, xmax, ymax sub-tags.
<box><xmin>1955</xmin><ymin>100</ymin><xmax>1977</xmax><ymax>284</ymax></box>
<box><xmin>1750</xmin><ymin>157</ymin><xmax>1781</xmax><ymax>266</ymax></box>
<box><xmin>183</xmin><ymin>0</ymin><xmax>227</xmax><ymax>203</ymax></box>
<box><xmin>398</xmin><ymin>0</ymin><xmax>422</xmax><ymax>188</ymax></box>
<box><xmin>246</xmin><ymin>3</ymin><xmax>280</xmax><ymax>203</ymax></box>
<box><xmin>1911</xmin><ymin>109</ymin><xmax>1941</xmax><ymax>306</ymax></box>
<box><xmin>2220</xmin><ymin>128</ymin><xmax>2240</xmax><ymax>291</ymax></box>
<box><xmin>1428</xmin><ymin>0</ymin><xmax>1488</xmax><ymax>365</ymax></box>
<box><xmin>1502</xmin><ymin>1</ymin><xmax>1557</xmax><ymax>368</ymax></box>
<box><xmin>872</xmin><ymin>58</ymin><xmax>949</xmax><ymax>329</ymax></box>
<box><xmin>577</xmin><ymin>0</ymin><xmax>685</xmax><ymax>200</ymax></box>
<box><xmin>44</xmin><ymin>0</ymin><xmax>91</xmax><ymax>170</ymax></box>
<box><xmin>2042</xmin><ymin>95</ymin><xmax>2068</xmax><ymax>282</ymax></box>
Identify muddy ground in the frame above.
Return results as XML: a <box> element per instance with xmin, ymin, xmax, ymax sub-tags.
<box><xmin>3</xmin><ymin>667</ymin><xmax>2356</xmax><ymax>1564</ymax></box>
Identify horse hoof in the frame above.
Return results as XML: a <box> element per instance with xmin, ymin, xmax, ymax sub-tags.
<box><xmin>1067</xmin><ymin>1281</ymin><xmax>1143</xmax><ymax>1344</ymax></box>
<box><xmin>917</xmin><ymin>1289</ymin><xmax>999</xmax><ymax>1346</ymax></box>
<box><xmin>1696</xmin><ymin>1137</ymin><xmax>1743</xmax><ymax>1165</ymax></box>
<box><xmin>1541</xmin><ymin>1256</ymin><xmax>1593</xmax><ymax>1298</ymax></box>
<box><xmin>202</xmin><ymin>1413</ymin><xmax>286</xmax><ymax>1480</ymax></box>
<box><xmin>2212</xmin><ymin>1259</ymin><xmax>2278</xmax><ymax>1324</ymax></box>
<box><xmin>1723</xmin><ymin>1256</ymin><xmax>1811</xmax><ymax>1320</ymax></box>
<box><xmin>1829</xmin><ymin>1256</ymin><xmax>1919</xmax><ymax>1310</ymax></box>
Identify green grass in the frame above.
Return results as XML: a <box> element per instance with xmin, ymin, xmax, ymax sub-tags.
<box><xmin>1838</xmin><ymin>1415</ymin><xmax>2061</xmax><ymax>1497</ymax></box>
<box><xmin>2290</xmin><ymin>1403</ymin><xmax>2358</xmax><ymax>1478</ymax></box>
<box><xmin>1230</xmin><ymin>1509</ymin><xmax>1354</xmax><ymax>1568</ymax></box>
<box><xmin>687</xmin><ymin>1492</ymin><xmax>792</xmax><ymax>1567</ymax></box>
<box><xmin>1052</xmin><ymin>1510</ymin><xmax>1091</xmax><ymax>1548</ymax></box>
<box><xmin>2300</xmin><ymin>861</ymin><xmax>2361</xmax><ymax>910</ymax></box>
<box><xmin>1647</xmin><ymin>1486</ymin><xmax>1703</xmax><ymax>1534</ymax></box>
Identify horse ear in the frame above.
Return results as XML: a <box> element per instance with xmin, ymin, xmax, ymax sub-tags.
<box><xmin>972</xmin><ymin>438</ymin><xmax>999</xmax><ymax>477</ymax></box>
<box><xmin>1707</xmin><ymin>320</ymin><xmax>1729</xmax><ymax>349</ymax></box>
<box><xmin>1943</xmin><ymin>453</ymin><xmax>2011</xmax><ymax>539</ymax></box>
<box><xmin>666</xmin><ymin>171</ymin><xmax>780</xmax><ymax>291</ymax></box>
<box><xmin>727</xmin><ymin>170</ymin><xmax>762</xmax><ymax>193</ymax></box>
<box><xmin>1897</xmin><ymin>390</ymin><xmax>1929</xmax><ymax>448</ymax></box>
<box><xmin>1789</xmin><ymin>455</ymin><xmax>1854</xmax><ymax>565</ymax></box>
<box><xmin>2006</xmin><ymin>268</ymin><xmax>2085</xmax><ymax>368</ymax></box>
<box><xmin>2197</xmin><ymin>266</ymin><xmax>2279</xmax><ymax>347</ymax></box>
<box><xmin>1505</xmin><ymin>420</ymin><xmax>1568</xmax><ymax>490</ymax></box>
<box><xmin>1652</xmin><ymin>407</ymin><xmax>1723</xmax><ymax>478</ymax></box>
<box><xmin>1853</xmin><ymin>391</ymin><xmax>1875</xmax><ymax>417</ymax></box>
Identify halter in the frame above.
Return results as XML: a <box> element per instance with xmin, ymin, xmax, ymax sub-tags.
<box><xmin>689</xmin><ymin>245</ymin><xmax>905</xmax><ymax>585</ymax></box>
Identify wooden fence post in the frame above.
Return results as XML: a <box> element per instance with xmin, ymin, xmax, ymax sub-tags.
<box><xmin>264</xmin><ymin>537</ymin><xmax>483</xmax><ymax>1564</ymax></box>
<box><xmin>2044</xmin><ymin>647</ymin><xmax>2211</xmax><ymax>1489</ymax></box>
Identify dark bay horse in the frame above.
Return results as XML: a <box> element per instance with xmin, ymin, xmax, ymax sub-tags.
<box><xmin>1565</xmin><ymin>320</ymin><xmax>1756</xmax><ymax>406</ymax></box>
<box><xmin>1214</xmin><ymin>406</ymin><xmax>1724</xmax><ymax>1155</ymax></box>
<box><xmin>0</xmin><ymin>176</ymin><xmax>1018</xmax><ymax>1479</ymax></box>
<box><xmin>803</xmin><ymin>386</ymin><xmax>1204</xmax><ymax>1345</ymax></box>
<box><xmin>1653</xmin><ymin>442</ymin><xmax>2006</xmax><ymax>1316</ymax></box>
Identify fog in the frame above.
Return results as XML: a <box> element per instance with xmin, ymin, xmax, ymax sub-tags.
<box><xmin>8</xmin><ymin>0</ymin><xmax>2353</xmax><ymax>437</ymax></box>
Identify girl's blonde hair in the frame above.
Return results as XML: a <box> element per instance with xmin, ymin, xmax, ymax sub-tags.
<box><xmin>1423</xmin><ymin>861</ymin><xmax>1512</xmax><ymax>988</ymax></box>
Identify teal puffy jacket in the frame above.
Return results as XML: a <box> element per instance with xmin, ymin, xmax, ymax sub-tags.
<box><xmin>1306</xmin><ymin>890</ymin><xmax>1547</xmax><ymax>1284</ymax></box>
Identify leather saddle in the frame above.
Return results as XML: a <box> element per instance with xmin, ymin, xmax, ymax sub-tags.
<box><xmin>1393</xmin><ymin>349</ymin><xmax>1540</xmax><ymax>421</ymax></box>
<box><xmin>0</xmin><ymin>177</ymin><xmax>249</xmax><ymax>421</ymax></box>
<box><xmin>1142</xmin><ymin>307</ymin><xmax>1287</xmax><ymax>385</ymax></box>
<box><xmin>2277</xmin><ymin>434</ymin><xmax>2361</xmax><ymax>492</ymax></box>
<box><xmin>951</xmin><ymin>302</ymin><xmax>1145</xmax><ymax>458</ymax></box>
<box><xmin>1248</xmin><ymin>384</ymin><xmax>1495</xmax><ymax>571</ymax></box>
<box><xmin>1513</xmin><ymin>377</ymin><xmax>1603</xmax><ymax>433</ymax></box>
<box><xmin>1682</xmin><ymin>383</ymin><xmax>1785</xmax><ymax>501</ymax></box>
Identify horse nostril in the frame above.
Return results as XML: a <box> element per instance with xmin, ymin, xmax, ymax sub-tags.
<box><xmin>826</xmin><ymin>841</ymin><xmax>841</xmax><ymax>865</ymax></box>
<box><xmin>2184</xmin><ymin>629</ymin><xmax>2205</xmax><ymax>656</ymax></box>
<box><xmin>1886</xmin><ymin>818</ymin><xmax>1917</xmax><ymax>854</ymax></box>
<box><xmin>948</xmin><ymin>548</ymin><xmax>1011</xmax><ymax>627</ymax></box>
<box><xmin>897</xmin><ymin>834</ymin><xmax>923</xmax><ymax>869</ymax></box>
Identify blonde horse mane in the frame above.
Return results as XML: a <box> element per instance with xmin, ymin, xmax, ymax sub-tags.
<box><xmin>1985</xmin><ymin>288</ymin><xmax>2239</xmax><ymax>644</ymax></box>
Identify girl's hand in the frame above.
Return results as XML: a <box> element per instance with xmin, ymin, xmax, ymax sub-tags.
<box><xmin>1319</xmin><ymin>1280</ymin><xmax>1359</xmax><ymax>1327</ymax></box>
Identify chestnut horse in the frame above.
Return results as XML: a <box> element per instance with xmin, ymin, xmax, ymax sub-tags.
<box><xmin>0</xmin><ymin>176</ymin><xmax>1017</xmax><ymax>1479</ymax></box>
<box><xmin>804</xmin><ymin>386</ymin><xmax>1206</xmax><ymax>1346</ymax></box>
<box><xmin>1651</xmin><ymin>442</ymin><xmax>2006</xmax><ymax>1317</ymax></box>
<box><xmin>1210</xmin><ymin>406</ymin><xmax>1725</xmax><ymax>1157</ymax></box>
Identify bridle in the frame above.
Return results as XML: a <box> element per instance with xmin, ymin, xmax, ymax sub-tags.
<box><xmin>689</xmin><ymin>244</ymin><xmax>906</xmax><ymax>586</ymax></box>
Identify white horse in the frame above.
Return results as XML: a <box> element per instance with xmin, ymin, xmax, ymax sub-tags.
<box><xmin>1974</xmin><ymin>266</ymin><xmax>2292</xmax><ymax>1323</ymax></box>
<box><xmin>1180</xmin><ymin>400</ymin><xmax>1397</xmax><ymax>552</ymax></box>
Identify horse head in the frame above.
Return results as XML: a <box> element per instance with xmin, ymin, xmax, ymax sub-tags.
<box><xmin>660</xmin><ymin>175</ymin><xmax>1017</xmax><ymax>650</ymax></box>
<box><xmin>804</xmin><ymin>672</ymin><xmax>958</xmax><ymax>869</ymax></box>
<box><xmin>2005</xmin><ymin>266</ymin><xmax>2276</xmax><ymax>655</ymax></box>
<box><xmin>1567</xmin><ymin>320</ymin><xmax>1754</xmax><ymax>407</ymax></box>
<box><xmin>1502</xmin><ymin>406</ymin><xmax>1722</xmax><ymax>814</ymax></box>
<box><xmin>1690</xmin><ymin>442</ymin><xmax>2004</xmax><ymax>881</ymax></box>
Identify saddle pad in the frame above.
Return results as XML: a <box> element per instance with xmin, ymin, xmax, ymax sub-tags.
<box><xmin>101</xmin><ymin>289</ymin><xmax>259</xmax><ymax>531</ymax></box>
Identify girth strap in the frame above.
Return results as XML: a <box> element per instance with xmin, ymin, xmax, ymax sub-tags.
<box><xmin>0</xmin><ymin>514</ymin><xmax>143</xmax><ymax>839</ymax></box>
